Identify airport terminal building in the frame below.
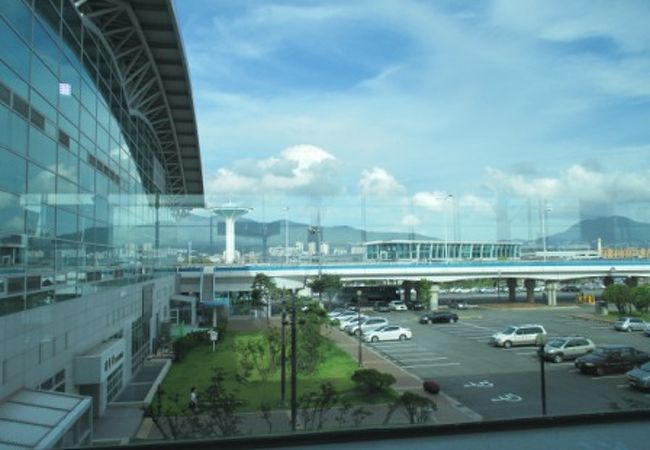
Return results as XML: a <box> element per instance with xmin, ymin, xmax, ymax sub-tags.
<box><xmin>364</xmin><ymin>240</ymin><xmax>521</xmax><ymax>262</ymax></box>
<box><xmin>0</xmin><ymin>0</ymin><xmax>203</xmax><ymax>446</ymax></box>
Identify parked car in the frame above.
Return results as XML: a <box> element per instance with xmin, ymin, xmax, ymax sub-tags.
<box><xmin>328</xmin><ymin>308</ymin><xmax>352</xmax><ymax>318</ymax></box>
<box><xmin>347</xmin><ymin>317</ymin><xmax>389</xmax><ymax>336</ymax></box>
<box><xmin>388</xmin><ymin>300</ymin><xmax>408</xmax><ymax>311</ymax></box>
<box><xmin>406</xmin><ymin>300</ymin><xmax>425</xmax><ymax>311</ymax></box>
<box><xmin>363</xmin><ymin>325</ymin><xmax>412</xmax><ymax>342</ymax></box>
<box><xmin>614</xmin><ymin>317</ymin><xmax>648</xmax><ymax>332</ymax></box>
<box><xmin>449</xmin><ymin>300</ymin><xmax>469</xmax><ymax>310</ymax></box>
<box><xmin>575</xmin><ymin>345</ymin><xmax>650</xmax><ymax>376</ymax></box>
<box><xmin>339</xmin><ymin>315</ymin><xmax>368</xmax><ymax>331</ymax></box>
<box><xmin>490</xmin><ymin>324</ymin><xmax>547</xmax><ymax>348</ymax></box>
<box><xmin>645</xmin><ymin>324</ymin><xmax>650</xmax><ymax>337</ymax></box>
<box><xmin>419</xmin><ymin>311</ymin><xmax>459</xmax><ymax>324</ymax></box>
<box><xmin>373</xmin><ymin>301</ymin><xmax>391</xmax><ymax>313</ymax></box>
<box><xmin>542</xmin><ymin>336</ymin><xmax>596</xmax><ymax>363</ymax></box>
<box><xmin>626</xmin><ymin>361</ymin><xmax>650</xmax><ymax>390</ymax></box>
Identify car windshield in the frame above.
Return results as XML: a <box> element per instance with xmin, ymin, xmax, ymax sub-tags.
<box><xmin>640</xmin><ymin>362</ymin><xmax>650</xmax><ymax>372</ymax></box>
<box><xmin>4</xmin><ymin>1</ymin><xmax>650</xmax><ymax>448</ymax></box>
<box><xmin>547</xmin><ymin>339</ymin><xmax>566</xmax><ymax>348</ymax></box>
<box><xmin>591</xmin><ymin>348</ymin><xmax>610</xmax><ymax>356</ymax></box>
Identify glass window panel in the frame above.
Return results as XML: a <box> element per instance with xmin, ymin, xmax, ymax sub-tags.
<box><xmin>0</xmin><ymin>191</ymin><xmax>25</xmax><ymax>234</ymax></box>
<box><xmin>27</xmin><ymin>162</ymin><xmax>55</xmax><ymax>194</ymax></box>
<box><xmin>0</xmin><ymin>17</ymin><xmax>30</xmax><ymax>75</ymax></box>
<box><xmin>79</xmin><ymin>160</ymin><xmax>94</xmax><ymax>192</ymax></box>
<box><xmin>80</xmin><ymin>105</ymin><xmax>95</xmax><ymax>141</ymax></box>
<box><xmin>29</xmin><ymin>126</ymin><xmax>57</xmax><ymax>169</ymax></box>
<box><xmin>0</xmin><ymin>60</ymin><xmax>28</xmax><ymax>98</ymax></box>
<box><xmin>33</xmin><ymin>18</ymin><xmax>59</xmax><ymax>74</ymax></box>
<box><xmin>31</xmin><ymin>89</ymin><xmax>57</xmax><ymax>124</ymax></box>
<box><xmin>31</xmin><ymin>55</ymin><xmax>58</xmax><ymax>107</ymax></box>
<box><xmin>27</xmin><ymin>236</ymin><xmax>55</xmax><ymax>271</ymax></box>
<box><xmin>57</xmin><ymin>147</ymin><xmax>77</xmax><ymax>181</ymax></box>
<box><xmin>0</xmin><ymin>0</ymin><xmax>32</xmax><ymax>42</ymax></box>
<box><xmin>0</xmin><ymin>147</ymin><xmax>26</xmax><ymax>193</ymax></box>
<box><xmin>56</xmin><ymin>207</ymin><xmax>77</xmax><ymax>239</ymax></box>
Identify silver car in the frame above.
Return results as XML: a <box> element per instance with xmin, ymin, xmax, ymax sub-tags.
<box><xmin>626</xmin><ymin>361</ymin><xmax>650</xmax><ymax>390</ymax></box>
<box><xmin>614</xmin><ymin>317</ymin><xmax>647</xmax><ymax>332</ymax></box>
<box><xmin>542</xmin><ymin>337</ymin><xmax>596</xmax><ymax>363</ymax></box>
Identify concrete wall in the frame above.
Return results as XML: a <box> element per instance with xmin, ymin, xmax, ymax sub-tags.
<box><xmin>0</xmin><ymin>275</ymin><xmax>175</xmax><ymax>415</ymax></box>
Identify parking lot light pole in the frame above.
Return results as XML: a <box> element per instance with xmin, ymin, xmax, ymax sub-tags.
<box><xmin>280</xmin><ymin>295</ymin><xmax>287</xmax><ymax>406</ymax></box>
<box><xmin>356</xmin><ymin>289</ymin><xmax>363</xmax><ymax>367</ymax></box>
<box><xmin>536</xmin><ymin>335</ymin><xmax>547</xmax><ymax>416</ymax></box>
<box><xmin>290</xmin><ymin>292</ymin><xmax>297</xmax><ymax>431</ymax></box>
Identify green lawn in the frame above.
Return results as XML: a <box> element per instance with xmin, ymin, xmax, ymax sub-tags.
<box><xmin>157</xmin><ymin>331</ymin><xmax>394</xmax><ymax>413</ymax></box>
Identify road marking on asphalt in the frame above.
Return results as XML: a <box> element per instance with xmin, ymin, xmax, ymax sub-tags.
<box><xmin>402</xmin><ymin>362</ymin><xmax>460</xmax><ymax>368</ymax></box>
<box><xmin>458</xmin><ymin>322</ymin><xmax>497</xmax><ymax>332</ymax></box>
<box><xmin>397</xmin><ymin>357</ymin><xmax>448</xmax><ymax>363</ymax></box>
<box><xmin>591</xmin><ymin>375</ymin><xmax>626</xmax><ymax>380</ymax></box>
<box><xmin>616</xmin><ymin>384</ymin><xmax>629</xmax><ymax>388</ymax></box>
<box><xmin>466</xmin><ymin>336</ymin><xmax>493</xmax><ymax>341</ymax></box>
<box><xmin>516</xmin><ymin>351</ymin><xmax>537</xmax><ymax>355</ymax></box>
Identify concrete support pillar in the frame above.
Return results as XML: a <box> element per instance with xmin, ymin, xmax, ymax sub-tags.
<box><xmin>191</xmin><ymin>298</ymin><xmax>197</xmax><ymax>325</ymax></box>
<box><xmin>428</xmin><ymin>284</ymin><xmax>440</xmax><ymax>311</ymax></box>
<box><xmin>402</xmin><ymin>281</ymin><xmax>413</xmax><ymax>302</ymax></box>
<box><xmin>212</xmin><ymin>307</ymin><xmax>217</xmax><ymax>328</ymax></box>
<box><xmin>506</xmin><ymin>278</ymin><xmax>517</xmax><ymax>302</ymax></box>
<box><xmin>524</xmin><ymin>279</ymin><xmax>536</xmax><ymax>303</ymax></box>
<box><xmin>545</xmin><ymin>281</ymin><xmax>558</xmax><ymax>306</ymax></box>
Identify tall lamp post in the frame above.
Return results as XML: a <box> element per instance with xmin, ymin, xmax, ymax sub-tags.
<box><xmin>541</xmin><ymin>203</ymin><xmax>552</xmax><ymax>262</ymax></box>
<box><xmin>280</xmin><ymin>293</ymin><xmax>287</xmax><ymax>406</ymax></box>
<box><xmin>356</xmin><ymin>289</ymin><xmax>363</xmax><ymax>367</ymax></box>
<box><xmin>443</xmin><ymin>194</ymin><xmax>453</xmax><ymax>263</ymax></box>
<box><xmin>536</xmin><ymin>334</ymin><xmax>548</xmax><ymax>415</ymax></box>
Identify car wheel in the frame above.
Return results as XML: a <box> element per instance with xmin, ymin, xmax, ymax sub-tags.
<box><xmin>355</xmin><ymin>330</ymin><xmax>361</xmax><ymax>336</ymax></box>
<box><xmin>371</xmin><ymin>336</ymin><xmax>379</xmax><ymax>343</ymax></box>
<box><xmin>428</xmin><ymin>319</ymin><xmax>432</xmax><ymax>324</ymax></box>
<box><xmin>450</xmin><ymin>318</ymin><xmax>457</xmax><ymax>324</ymax></box>
<box><xmin>552</xmin><ymin>354</ymin><xmax>563</xmax><ymax>364</ymax></box>
<box><xmin>627</xmin><ymin>327</ymin><xmax>632</xmax><ymax>333</ymax></box>
<box><xmin>503</xmin><ymin>340</ymin><xmax>512</xmax><ymax>349</ymax></box>
<box><xmin>595</xmin><ymin>366</ymin><xmax>604</xmax><ymax>376</ymax></box>
<box><xmin>399</xmin><ymin>334</ymin><xmax>406</xmax><ymax>341</ymax></box>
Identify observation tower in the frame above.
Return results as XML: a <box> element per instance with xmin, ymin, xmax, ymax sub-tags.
<box><xmin>214</xmin><ymin>202</ymin><xmax>252</xmax><ymax>264</ymax></box>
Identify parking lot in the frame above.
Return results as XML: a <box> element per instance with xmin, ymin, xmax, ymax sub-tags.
<box><xmin>344</xmin><ymin>305</ymin><xmax>650</xmax><ymax>420</ymax></box>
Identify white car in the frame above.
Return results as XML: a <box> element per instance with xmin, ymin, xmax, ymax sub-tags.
<box><xmin>364</xmin><ymin>325</ymin><xmax>412</xmax><ymax>343</ymax></box>
<box><xmin>388</xmin><ymin>300</ymin><xmax>408</xmax><ymax>311</ymax></box>
<box><xmin>339</xmin><ymin>315</ymin><xmax>368</xmax><ymax>331</ymax></box>
<box><xmin>347</xmin><ymin>317</ymin><xmax>389</xmax><ymax>336</ymax></box>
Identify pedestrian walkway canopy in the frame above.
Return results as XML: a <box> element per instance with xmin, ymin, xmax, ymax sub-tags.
<box><xmin>0</xmin><ymin>389</ymin><xmax>92</xmax><ymax>449</ymax></box>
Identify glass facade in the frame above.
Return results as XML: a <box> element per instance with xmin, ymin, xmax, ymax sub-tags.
<box><xmin>365</xmin><ymin>241</ymin><xmax>521</xmax><ymax>261</ymax></box>
<box><xmin>0</xmin><ymin>0</ymin><xmax>184</xmax><ymax>317</ymax></box>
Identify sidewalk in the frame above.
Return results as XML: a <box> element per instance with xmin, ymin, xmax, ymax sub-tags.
<box><xmin>325</xmin><ymin>328</ymin><xmax>481</xmax><ymax>423</ymax></box>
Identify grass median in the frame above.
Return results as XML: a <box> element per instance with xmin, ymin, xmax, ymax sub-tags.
<box><xmin>158</xmin><ymin>330</ymin><xmax>396</xmax><ymax>413</ymax></box>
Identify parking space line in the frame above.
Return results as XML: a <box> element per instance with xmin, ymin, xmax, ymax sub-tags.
<box><xmin>402</xmin><ymin>362</ymin><xmax>461</xmax><ymax>368</ymax></box>
<box><xmin>398</xmin><ymin>357</ymin><xmax>449</xmax><ymax>363</ymax></box>
<box><xmin>591</xmin><ymin>375</ymin><xmax>626</xmax><ymax>380</ymax></box>
<box><xmin>516</xmin><ymin>351</ymin><xmax>537</xmax><ymax>356</ymax></box>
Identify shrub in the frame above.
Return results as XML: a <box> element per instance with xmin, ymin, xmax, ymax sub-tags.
<box><xmin>351</xmin><ymin>368</ymin><xmax>396</xmax><ymax>394</ymax></box>
<box><xmin>173</xmin><ymin>330</ymin><xmax>210</xmax><ymax>362</ymax></box>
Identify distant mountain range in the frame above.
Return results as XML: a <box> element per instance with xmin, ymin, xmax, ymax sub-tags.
<box><xmin>546</xmin><ymin>216</ymin><xmax>650</xmax><ymax>248</ymax></box>
<box><xmin>157</xmin><ymin>214</ymin><xmax>650</xmax><ymax>253</ymax></box>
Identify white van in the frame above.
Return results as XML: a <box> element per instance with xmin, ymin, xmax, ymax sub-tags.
<box><xmin>490</xmin><ymin>324</ymin><xmax>547</xmax><ymax>348</ymax></box>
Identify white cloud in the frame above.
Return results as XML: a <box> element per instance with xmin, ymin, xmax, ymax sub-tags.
<box><xmin>459</xmin><ymin>194</ymin><xmax>494</xmax><ymax>214</ymax></box>
<box><xmin>358</xmin><ymin>167</ymin><xmax>406</xmax><ymax>197</ymax></box>
<box><xmin>412</xmin><ymin>191</ymin><xmax>452</xmax><ymax>212</ymax></box>
<box><xmin>485</xmin><ymin>164</ymin><xmax>650</xmax><ymax>204</ymax></box>
<box><xmin>401</xmin><ymin>214</ymin><xmax>421</xmax><ymax>227</ymax></box>
<box><xmin>204</xmin><ymin>144</ymin><xmax>343</xmax><ymax>198</ymax></box>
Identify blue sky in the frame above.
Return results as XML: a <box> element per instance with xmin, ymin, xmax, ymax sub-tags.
<box><xmin>174</xmin><ymin>0</ymin><xmax>650</xmax><ymax>242</ymax></box>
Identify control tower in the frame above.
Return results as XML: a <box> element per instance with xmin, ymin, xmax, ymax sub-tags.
<box><xmin>214</xmin><ymin>202</ymin><xmax>252</xmax><ymax>264</ymax></box>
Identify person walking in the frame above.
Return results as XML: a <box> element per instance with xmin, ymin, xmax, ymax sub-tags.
<box><xmin>189</xmin><ymin>387</ymin><xmax>198</xmax><ymax>412</ymax></box>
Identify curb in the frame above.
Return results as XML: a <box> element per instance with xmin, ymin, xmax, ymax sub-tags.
<box><xmin>569</xmin><ymin>314</ymin><xmax>615</xmax><ymax>325</ymax></box>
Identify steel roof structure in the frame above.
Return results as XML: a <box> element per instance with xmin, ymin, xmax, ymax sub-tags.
<box><xmin>75</xmin><ymin>0</ymin><xmax>204</xmax><ymax>205</ymax></box>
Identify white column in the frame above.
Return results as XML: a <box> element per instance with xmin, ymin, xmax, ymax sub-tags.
<box><xmin>429</xmin><ymin>284</ymin><xmax>440</xmax><ymax>311</ymax></box>
<box><xmin>225</xmin><ymin>217</ymin><xmax>235</xmax><ymax>263</ymax></box>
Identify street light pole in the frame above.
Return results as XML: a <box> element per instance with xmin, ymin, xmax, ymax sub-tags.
<box><xmin>356</xmin><ymin>289</ymin><xmax>363</xmax><ymax>367</ymax></box>
<box><xmin>284</xmin><ymin>207</ymin><xmax>289</xmax><ymax>264</ymax></box>
<box><xmin>541</xmin><ymin>202</ymin><xmax>551</xmax><ymax>262</ymax></box>
<box><xmin>444</xmin><ymin>194</ymin><xmax>452</xmax><ymax>263</ymax></box>
<box><xmin>290</xmin><ymin>292</ymin><xmax>297</xmax><ymax>431</ymax></box>
<box><xmin>280</xmin><ymin>294</ymin><xmax>286</xmax><ymax>406</ymax></box>
<box><xmin>536</xmin><ymin>335</ymin><xmax>547</xmax><ymax>415</ymax></box>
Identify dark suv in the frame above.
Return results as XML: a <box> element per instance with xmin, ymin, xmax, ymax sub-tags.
<box><xmin>574</xmin><ymin>345</ymin><xmax>649</xmax><ymax>376</ymax></box>
<box><xmin>406</xmin><ymin>300</ymin><xmax>424</xmax><ymax>311</ymax></box>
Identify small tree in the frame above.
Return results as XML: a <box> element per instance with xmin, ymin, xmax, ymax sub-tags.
<box><xmin>632</xmin><ymin>285</ymin><xmax>650</xmax><ymax>314</ymax></box>
<box><xmin>309</xmin><ymin>274</ymin><xmax>342</xmax><ymax>309</ymax></box>
<box><xmin>384</xmin><ymin>392</ymin><xmax>437</xmax><ymax>425</ymax></box>
<box><xmin>602</xmin><ymin>283</ymin><xmax>632</xmax><ymax>314</ymax></box>
<box><xmin>351</xmin><ymin>368</ymin><xmax>396</xmax><ymax>394</ymax></box>
<box><xmin>417</xmin><ymin>279</ymin><xmax>433</xmax><ymax>308</ymax></box>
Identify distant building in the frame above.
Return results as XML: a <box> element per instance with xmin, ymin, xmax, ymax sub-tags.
<box><xmin>364</xmin><ymin>240</ymin><xmax>521</xmax><ymax>261</ymax></box>
<box><xmin>601</xmin><ymin>247</ymin><xmax>650</xmax><ymax>259</ymax></box>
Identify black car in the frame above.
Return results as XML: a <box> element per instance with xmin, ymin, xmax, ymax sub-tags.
<box><xmin>419</xmin><ymin>311</ymin><xmax>459</xmax><ymax>324</ymax></box>
<box><xmin>406</xmin><ymin>301</ymin><xmax>425</xmax><ymax>311</ymax></box>
<box><xmin>448</xmin><ymin>300</ymin><xmax>469</xmax><ymax>310</ymax></box>
<box><xmin>574</xmin><ymin>345</ymin><xmax>650</xmax><ymax>376</ymax></box>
